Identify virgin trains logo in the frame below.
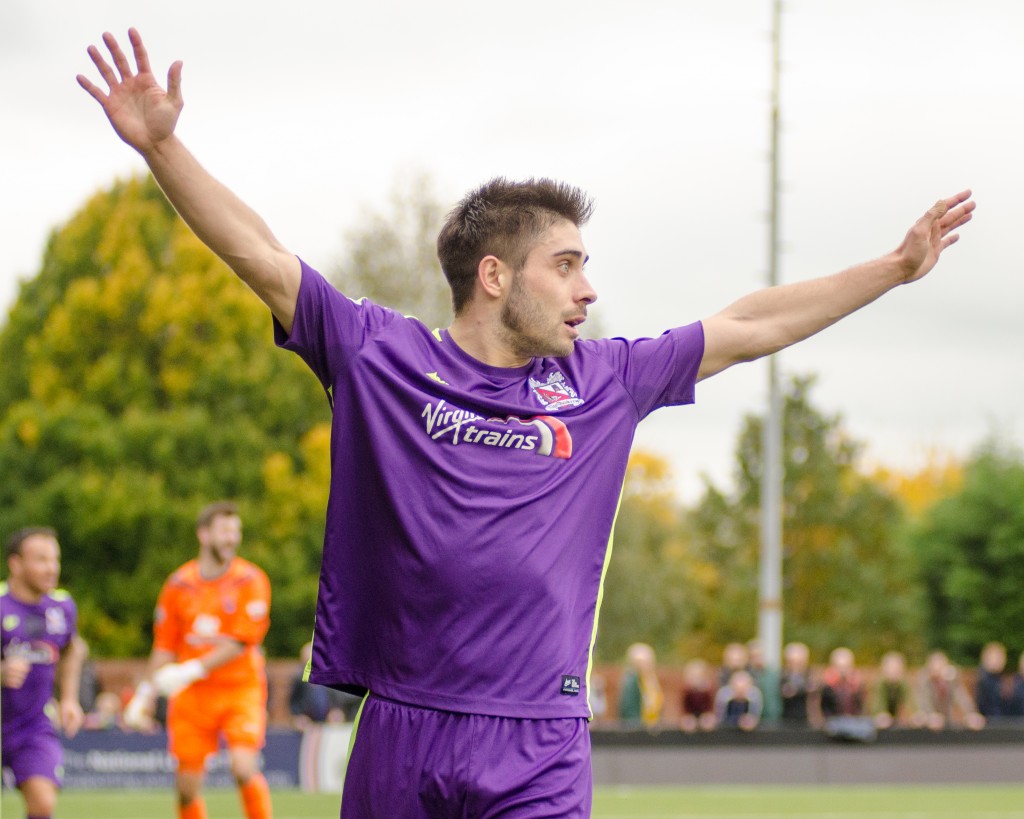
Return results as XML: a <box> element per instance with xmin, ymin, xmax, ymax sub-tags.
<box><xmin>3</xmin><ymin>638</ymin><xmax>59</xmax><ymax>665</ymax></box>
<box><xmin>421</xmin><ymin>400</ymin><xmax>572</xmax><ymax>459</ymax></box>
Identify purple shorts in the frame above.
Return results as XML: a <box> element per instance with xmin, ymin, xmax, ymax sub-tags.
<box><xmin>1</xmin><ymin>716</ymin><xmax>63</xmax><ymax>787</ymax></box>
<box><xmin>340</xmin><ymin>694</ymin><xmax>592</xmax><ymax>818</ymax></box>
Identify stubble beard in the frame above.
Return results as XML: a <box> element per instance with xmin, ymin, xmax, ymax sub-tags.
<box><xmin>499</xmin><ymin>276</ymin><xmax>574</xmax><ymax>359</ymax></box>
<box><xmin>22</xmin><ymin>575</ymin><xmax>57</xmax><ymax>600</ymax></box>
<box><xmin>209</xmin><ymin>538</ymin><xmax>237</xmax><ymax>569</ymax></box>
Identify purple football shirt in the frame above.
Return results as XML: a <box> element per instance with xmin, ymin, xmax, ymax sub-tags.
<box><xmin>276</xmin><ymin>261</ymin><xmax>703</xmax><ymax>718</ymax></box>
<box><xmin>1</xmin><ymin>585</ymin><xmax>78</xmax><ymax>734</ymax></box>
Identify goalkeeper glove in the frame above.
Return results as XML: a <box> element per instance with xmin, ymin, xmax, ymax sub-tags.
<box><xmin>153</xmin><ymin>659</ymin><xmax>207</xmax><ymax>697</ymax></box>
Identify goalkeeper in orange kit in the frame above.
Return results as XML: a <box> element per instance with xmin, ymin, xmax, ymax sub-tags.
<box><xmin>125</xmin><ymin>501</ymin><xmax>272</xmax><ymax>819</ymax></box>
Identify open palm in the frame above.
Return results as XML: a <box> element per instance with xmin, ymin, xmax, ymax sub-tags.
<box><xmin>77</xmin><ymin>28</ymin><xmax>183</xmax><ymax>155</ymax></box>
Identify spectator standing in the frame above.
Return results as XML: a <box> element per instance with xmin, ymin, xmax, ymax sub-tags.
<box><xmin>123</xmin><ymin>501</ymin><xmax>273</xmax><ymax>819</ymax></box>
<box><xmin>618</xmin><ymin>643</ymin><xmax>663</xmax><ymax>727</ymax></box>
<box><xmin>747</xmin><ymin>639</ymin><xmax>782</xmax><ymax>723</ymax></box>
<box><xmin>718</xmin><ymin>642</ymin><xmax>749</xmax><ymax>687</ymax></box>
<box><xmin>780</xmin><ymin>642</ymin><xmax>817</xmax><ymax>726</ymax></box>
<box><xmin>679</xmin><ymin>658</ymin><xmax>718</xmax><ymax>732</ymax></box>
<box><xmin>714</xmin><ymin>670</ymin><xmax>762</xmax><ymax>731</ymax></box>
<box><xmin>975</xmin><ymin>641</ymin><xmax>1016</xmax><ymax>720</ymax></box>
<box><xmin>1</xmin><ymin>527</ymin><xmax>88</xmax><ymax>819</ymax></box>
<box><xmin>916</xmin><ymin>650</ymin><xmax>985</xmax><ymax>731</ymax></box>
<box><xmin>820</xmin><ymin>647</ymin><xmax>866</xmax><ymax>718</ymax></box>
<box><xmin>870</xmin><ymin>650</ymin><xmax>918</xmax><ymax>728</ymax></box>
<box><xmin>83</xmin><ymin>690</ymin><xmax>125</xmax><ymax>731</ymax></box>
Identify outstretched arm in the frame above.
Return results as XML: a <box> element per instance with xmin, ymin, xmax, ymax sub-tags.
<box><xmin>697</xmin><ymin>191</ymin><xmax>975</xmax><ymax>381</ymax></box>
<box><xmin>77</xmin><ymin>28</ymin><xmax>301</xmax><ymax>331</ymax></box>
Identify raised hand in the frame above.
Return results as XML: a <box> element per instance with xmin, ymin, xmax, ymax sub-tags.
<box><xmin>894</xmin><ymin>190</ymin><xmax>975</xmax><ymax>284</ymax></box>
<box><xmin>77</xmin><ymin>28</ymin><xmax>183</xmax><ymax>155</ymax></box>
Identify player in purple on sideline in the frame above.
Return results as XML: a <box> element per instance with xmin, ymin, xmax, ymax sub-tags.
<box><xmin>1</xmin><ymin>528</ymin><xmax>88</xmax><ymax>819</ymax></box>
<box><xmin>78</xmin><ymin>28</ymin><xmax>975</xmax><ymax>818</ymax></box>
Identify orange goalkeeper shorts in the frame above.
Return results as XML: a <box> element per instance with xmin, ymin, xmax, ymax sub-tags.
<box><xmin>166</xmin><ymin>680</ymin><xmax>267</xmax><ymax>770</ymax></box>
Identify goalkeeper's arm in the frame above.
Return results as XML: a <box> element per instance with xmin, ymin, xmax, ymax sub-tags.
<box><xmin>124</xmin><ymin>640</ymin><xmax>248</xmax><ymax>729</ymax></box>
<box><xmin>123</xmin><ymin>648</ymin><xmax>175</xmax><ymax>730</ymax></box>
<box><xmin>152</xmin><ymin>638</ymin><xmax>247</xmax><ymax>696</ymax></box>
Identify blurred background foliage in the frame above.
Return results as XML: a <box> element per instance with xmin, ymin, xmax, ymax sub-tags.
<box><xmin>0</xmin><ymin>176</ymin><xmax>330</xmax><ymax>657</ymax></box>
<box><xmin>2</xmin><ymin>174</ymin><xmax>1022</xmax><ymax>669</ymax></box>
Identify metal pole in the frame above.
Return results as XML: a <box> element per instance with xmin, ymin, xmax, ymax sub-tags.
<box><xmin>759</xmin><ymin>0</ymin><xmax>784</xmax><ymax>674</ymax></box>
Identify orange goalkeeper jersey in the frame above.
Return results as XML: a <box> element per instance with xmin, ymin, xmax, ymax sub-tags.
<box><xmin>153</xmin><ymin>557</ymin><xmax>270</xmax><ymax>688</ymax></box>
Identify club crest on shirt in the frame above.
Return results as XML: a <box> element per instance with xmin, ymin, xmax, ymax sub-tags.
<box><xmin>45</xmin><ymin>606</ymin><xmax>67</xmax><ymax>635</ymax></box>
<box><xmin>246</xmin><ymin>600</ymin><xmax>269</xmax><ymax>620</ymax></box>
<box><xmin>529</xmin><ymin>371</ymin><xmax>584</xmax><ymax>411</ymax></box>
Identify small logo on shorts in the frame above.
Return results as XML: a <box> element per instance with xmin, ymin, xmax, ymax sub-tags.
<box><xmin>561</xmin><ymin>675</ymin><xmax>581</xmax><ymax>696</ymax></box>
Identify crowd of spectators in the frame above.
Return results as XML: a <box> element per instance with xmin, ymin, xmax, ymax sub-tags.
<box><xmin>608</xmin><ymin>640</ymin><xmax>1024</xmax><ymax>733</ymax></box>
<box><xmin>50</xmin><ymin>639</ymin><xmax>1024</xmax><ymax>736</ymax></box>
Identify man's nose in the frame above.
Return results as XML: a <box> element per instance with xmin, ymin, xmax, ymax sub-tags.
<box><xmin>578</xmin><ymin>274</ymin><xmax>598</xmax><ymax>305</ymax></box>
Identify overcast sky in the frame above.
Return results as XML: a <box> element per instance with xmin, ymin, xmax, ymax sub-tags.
<box><xmin>2</xmin><ymin>0</ymin><xmax>1021</xmax><ymax>501</ymax></box>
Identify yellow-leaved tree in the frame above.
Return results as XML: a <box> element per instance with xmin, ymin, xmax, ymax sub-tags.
<box><xmin>0</xmin><ymin>176</ymin><xmax>330</xmax><ymax>656</ymax></box>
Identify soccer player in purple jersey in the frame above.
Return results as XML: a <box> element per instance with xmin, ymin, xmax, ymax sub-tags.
<box><xmin>78</xmin><ymin>28</ymin><xmax>974</xmax><ymax>818</ymax></box>
<box><xmin>1</xmin><ymin>528</ymin><xmax>88</xmax><ymax>819</ymax></box>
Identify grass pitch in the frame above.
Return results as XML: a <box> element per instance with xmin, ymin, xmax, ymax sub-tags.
<box><xmin>4</xmin><ymin>784</ymin><xmax>1024</xmax><ymax>817</ymax></box>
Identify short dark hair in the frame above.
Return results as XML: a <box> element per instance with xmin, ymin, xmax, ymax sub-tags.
<box><xmin>6</xmin><ymin>526</ymin><xmax>58</xmax><ymax>560</ymax></box>
<box><xmin>436</xmin><ymin>178</ymin><xmax>594</xmax><ymax>314</ymax></box>
<box><xmin>196</xmin><ymin>501</ymin><xmax>239</xmax><ymax>529</ymax></box>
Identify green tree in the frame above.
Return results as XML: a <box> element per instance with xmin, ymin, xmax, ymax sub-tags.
<box><xmin>597</xmin><ymin>451</ymin><xmax>706</xmax><ymax>663</ymax></box>
<box><xmin>0</xmin><ymin>176</ymin><xmax>331</xmax><ymax>656</ymax></box>
<box><xmin>909</xmin><ymin>441</ymin><xmax>1024</xmax><ymax>664</ymax></box>
<box><xmin>331</xmin><ymin>173</ymin><xmax>454</xmax><ymax>330</ymax></box>
<box><xmin>687</xmin><ymin>375</ymin><xmax>924</xmax><ymax>663</ymax></box>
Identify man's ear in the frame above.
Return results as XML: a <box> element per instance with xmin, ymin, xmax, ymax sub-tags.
<box><xmin>477</xmin><ymin>255</ymin><xmax>507</xmax><ymax>300</ymax></box>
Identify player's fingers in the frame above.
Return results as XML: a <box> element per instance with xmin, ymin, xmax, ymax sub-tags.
<box><xmin>129</xmin><ymin>27</ymin><xmax>152</xmax><ymax>75</ymax></box>
<box><xmin>103</xmin><ymin>31</ymin><xmax>134</xmax><ymax>81</ymax></box>
<box><xmin>931</xmin><ymin>189</ymin><xmax>969</xmax><ymax>212</ymax></box>
<box><xmin>166</xmin><ymin>61</ymin><xmax>184</xmax><ymax>107</ymax></box>
<box><xmin>934</xmin><ymin>190</ymin><xmax>972</xmax><ymax>221</ymax></box>
<box><xmin>86</xmin><ymin>43</ymin><xmax>119</xmax><ymax>89</ymax></box>
<box><xmin>944</xmin><ymin>188</ymin><xmax>972</xmax><ymax>210</ymax></box>
<box><xmin>942</xmin><ymin>209</ymin><xmax>973</xmax><ymax>235</ymax></box>
<box><xmin>940</xmin><ymin>199</ymin><xmax>975</xmax><ymax>230</ymax></box>
<box><xmin>76</xmin><ymin>74</ymin><xmax>108</xmax><ymax>104</ymax></box>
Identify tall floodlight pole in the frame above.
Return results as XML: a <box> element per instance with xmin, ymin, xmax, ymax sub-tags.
<box><xmin>759</xmin><ymin>0</ymin><xmax>784</xmax><ymax>674</ymax></box>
